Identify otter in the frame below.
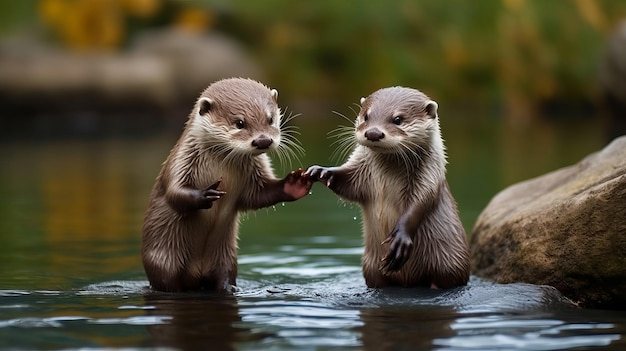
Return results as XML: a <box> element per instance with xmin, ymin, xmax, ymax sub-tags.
<box><xmin>306</xmin><ymin>86</ymin><xmax>470</xmax><ymax>289</ymax></box>
<box><xmin>142</xmin><ymin>78</ymin><xmax>312</xmax><ymax>293</ymax></box>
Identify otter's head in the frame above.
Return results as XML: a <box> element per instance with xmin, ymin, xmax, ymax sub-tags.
<box><xmin>189</xmin><ymin>78</ymin><xmax>282</xmax><ymax>156</ymax></box>
<box><xmin>355</xmin><ymin>87</ymin><xmax>439</xmax><ymax>154</ymax></box>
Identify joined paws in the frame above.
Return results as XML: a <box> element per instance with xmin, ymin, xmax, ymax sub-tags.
<box><xmin>284</xmin><ymin>168</ymin><xmax>313</xmax><ymax>200</ymax></box>
<box><xmin>305</xmin><ymin>165</ymin><xmax>335</xmax><ymax>187</ymax></box>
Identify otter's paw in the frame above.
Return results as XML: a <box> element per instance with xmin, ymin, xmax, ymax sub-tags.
<box><xmin>283</xmin><ymin>168</ymin><xmax>313</xmax><ymax>200</ymax></box>
<box><xmin>200</xmin><ymin>178</ymin><xmax>226</xmax><ymax>209</ymax></box>
<box><xmin>380</xmin><ymin>227</ymin><xmax>413</xmax><ymax>274</ymax></box>
<box><xmin>304</xmin><ymin>165</ymin><xmax>334</xmax><ymax>186</ymax></box>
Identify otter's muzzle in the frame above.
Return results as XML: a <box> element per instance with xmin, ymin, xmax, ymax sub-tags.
<box><xmin>252</xmin><ymin>135</ymin><xmax>273</xmax><ymax>149</ymax></box>
<box><xmin>364</xmin><ymin>128</ymin><xmax>385</xmax><ymax>142</ymax></box>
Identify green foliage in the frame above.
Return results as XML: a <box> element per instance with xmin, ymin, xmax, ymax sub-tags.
<box><xmin>0</xmin><ymin>1</ymin><xmax>37</xmax><ymax>34</ymax></box>
<box><xmin>3</xmin><ymin>0</ymin><xmax>626</xmax><ymax>108</ymax></box>
<box><xmin>205</xmin><ymin>0</ymin><xmax>626</xmax><ymax>107</ymax></box>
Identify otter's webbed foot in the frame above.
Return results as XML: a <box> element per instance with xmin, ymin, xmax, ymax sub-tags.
<box><xmin>283</xmin><ymin>169</ymin><xmax>313</xmax><ymax>200</ymax></box>
<box><xmin>199</xmin><ymin>178</ymin><xmax>226</xmax><ymax>209</ymax></box>
<box><xmin>380</xmin><ymin>226</ymin><xmax>413</xmax><ymax>274</ymax></box>
<box><xmin>305</xmin><ymin>165</ymin><xmax>335</xmax><ymax>187</ymax></box>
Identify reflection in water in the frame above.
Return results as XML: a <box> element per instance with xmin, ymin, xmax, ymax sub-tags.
<box><xmin>359</xmin><ymin>305</ymin><xmax>457</xmax><ymax>350</ymax></box>
<box><xmin>143</xmin><ymin>293</ymin><xmax>245</xmax><ymax>351</ymax></box>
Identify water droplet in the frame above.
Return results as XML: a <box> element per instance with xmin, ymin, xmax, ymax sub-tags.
<box><xmin>281</xmin><ymin>202</ymin><xmax>285</xmax><ymax>207</ymax></box>
<box><xmin>308</xmin><ymin>191</ymin><xmax>313</xmax><ymax>195</ymax></box>
<box><xmin>353</xmin><ymin>216</ymin><xmax>357</xmax><ymax>220</ymax></box>
<box><xmin>272</xmin><ymin>206</ymin><xmax>276</xmax><ymax>211</ymax></box>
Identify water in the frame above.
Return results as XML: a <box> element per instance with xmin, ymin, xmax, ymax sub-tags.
<box><xmin>0</xmin><ymin>116</ymin><xmax>624</xmax><ymax>350</ymax></box>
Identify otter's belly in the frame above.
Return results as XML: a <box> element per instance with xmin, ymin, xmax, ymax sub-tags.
<box><xmin>360</xmin><ymin>200</ymin><xmax>402</xmax><ymax>268</ymax></box>
<box><xmin>186</xmin><ymin>205</ymin><xmax>239</xmax><ymax>278</ymax></box>
<box><xmin>359</xmin><ymin>196</ymin><xmax>435</xmax><ymax>287</ymax></box>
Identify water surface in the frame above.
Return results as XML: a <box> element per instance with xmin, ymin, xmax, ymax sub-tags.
<box><xmin>0</xmin><ymin>116</ymin><xmax>624</xmax><ymax>350</ymax></box>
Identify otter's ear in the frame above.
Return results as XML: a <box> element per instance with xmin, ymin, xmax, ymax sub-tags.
<box><xmin>198</xmin><ymin>97</ymin><xmax>213</xmax><ymax>116</ymax></box>
<box><xmin>360</xmin><ymin>97</ymin><xmax>365</xmax><ymax>105</ymax></box>
<box><xmin>271</xmin><ymin>89</ymin><xmax>278</xmax><ymax>102</ymax></box>
<box><xmin>425</xmin><ymin>100</ymin><xmax>438</xmax><ymax>119</ymax></box>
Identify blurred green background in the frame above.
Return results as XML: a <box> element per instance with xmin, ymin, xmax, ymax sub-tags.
<box><xmin>1</xmin><ymin>0</ymin><xmax>625</xmax><ymax>238</ymax></box>
<box><xmin>214</xmin><ymin>0</ymin><xmax>624</xmax><ymax>120</ymax></box>
<box><xmin>2</xmin><ymin>0</ymin><xmax>626</xmax><ymax>117</ymax></box>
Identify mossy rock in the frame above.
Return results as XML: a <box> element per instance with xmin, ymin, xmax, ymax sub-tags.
<box><xmin>470</xmin><ymin>136</ymin><xmax>626</xmax><ymax>309</ymax></box>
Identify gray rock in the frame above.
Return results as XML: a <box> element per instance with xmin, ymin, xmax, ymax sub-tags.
<box><xmin>130</xmin><ymin>29</ymin><xmax>260</xmax><ymax>102</ymax></box>
<box><xmin>0</xmin><ymin>30</ymin><xmax>259</xmax><ymax>105</ymax></box>
<box><xmin>0</xmin><ymin>30</ymin><xmax>261</xmax><ymax>136</ymax></box>
<box><xmin>470</xmin><ymin>136</ymin><xmax>626</xmax><ymax>309</ymax></box>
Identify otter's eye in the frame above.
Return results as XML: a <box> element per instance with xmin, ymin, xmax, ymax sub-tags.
<box><xmin>236</xmin><ymin>120</ymin><xmax>245</xmax><ymax>129</ymax></box>
<box><xmin>392</xmin><ymin>116</ymin><xmax>403</xmax><ymax>125</ymax></box>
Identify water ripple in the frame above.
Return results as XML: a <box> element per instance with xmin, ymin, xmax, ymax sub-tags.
<box><xmin>88</xmin><ymin>315</ymin><xmax>172</xmax><ymax>326</ymax></box>
<box><xmin>434</xmin><ymin>315</ymin><xmax>621</xmax><ymax>350</ymax></box>
<box><xmin>238</xmin><ymin>299</ymin><xmax>363</xmax><ymax>348</ymax></box>
<box><xmin>78</xmin><ymin>281</ymin><xmax>150</xmax><ymax>295</ymax></box>
<box><xmin>252</xmin><ymin>265</ymin><xmax>361</xmax><ymax>277</ymax></box>
<box><xmin>0</xmin><ymin>316</ymin><xmax>88</xmax><ymax>328</ymax></box>
<box><xmin>434</xmin><ymin>332</ymin><xmax>620</xmax><ymax>350</ymax></box>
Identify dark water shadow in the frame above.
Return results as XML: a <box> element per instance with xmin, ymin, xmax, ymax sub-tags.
<box><xmin>78</xmin><ymin>281</ymin><xmax>251</xmax><ymax>350</ymax></box>
<box><xmin>141</xmin><ymin>292</ymin><xmax>250</xmax><ymax>351</ymax></box>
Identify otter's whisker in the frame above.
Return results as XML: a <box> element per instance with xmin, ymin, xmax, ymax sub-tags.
<box><xmin>273</xmin><ymin>147</ymin><xmax>288</xmax><ymax>171</ymax></box>
<box><xmin>332</xmin><ymin>111</ymin><xmax>356</xmax><ymax>125</ymax></box>
<box><xmin>282</xmin><ymin>129</ymin><xmax>305</xmax><ymax>156</ymax></box>
<box><xmin>276</xmin><ymin>138</ymin><xmax>303</xmax><ymax>169</ymax></box>
<box><xmin>276</xmin><ymin>109</ymin><xmax>305</xmax><ymax>169</ymax></box>
<box><xmin>331</xmin><ymin>138</ymin><xmax>356</xmax><ymax>164</ymax></box>
<box><xmin>349</xmin><ymin>103</ymin><xmax>360</xmax><ymax>115</ymax></box>
<box><xmin>281</xmin><ymin>109</ymin><xmax>301</xmax><ymax>128</ymax></box>
<box><xmin>328</xmin><ymin>125</ymin><xmax>356</xmax><ymax>163</ymax></box>
<box><xmin>283</xmin><ymin>140</ymin><xmax>305</xmax><ymax>161</ymax></box>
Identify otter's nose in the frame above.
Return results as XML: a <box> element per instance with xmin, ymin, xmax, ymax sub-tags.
<box><xmin>252</xmin><ymin>135</ymin><xmax>273</xmax><ymax>149</ymax></box>
<box><xmin>364</xmin><ymin>128</ymin><xmax>385</xmax><ymax>142</ymax></box>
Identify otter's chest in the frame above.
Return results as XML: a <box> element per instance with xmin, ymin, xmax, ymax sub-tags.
<box><xmin>362</xmin><ymin>168</ymin><xmax>413</xmax><ymax>223</ymax></box>
<box><xmin>369</xmin><ymin>165</ymin><xmax>413</xmax><ymax>203</ymax></box>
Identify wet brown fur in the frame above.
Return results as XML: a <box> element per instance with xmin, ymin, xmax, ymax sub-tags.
<box><xmin>307</xmin><ymin>87</ymin><xmax>470</xmax><ymax>289</ymax></box>
<box><xmin>142</xmin><ymin>78</ymin><xmax>310</xmax><ymax>292</ymax></box>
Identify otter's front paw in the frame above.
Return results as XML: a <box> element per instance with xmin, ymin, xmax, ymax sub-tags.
<box><xmin>380</xmin><ymin>226</ymin><xmax>413</xmax><ymax>274</ymax></box>
<box><xmin>283</xmin><ymin>168</ymin><xmax>313</xmax><ymax>200</ymax></box>
<box><xmin>199</xmin><ymin>178</ymin><xmax>226</xmax><ymax>209</ymax></box>
<box><xmin>305</xmin><ymin>165</ymin><xmax>334</xmax><ymax>187</ymax></box>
